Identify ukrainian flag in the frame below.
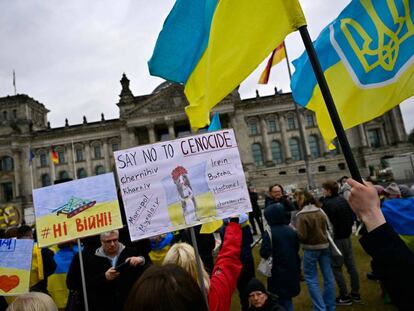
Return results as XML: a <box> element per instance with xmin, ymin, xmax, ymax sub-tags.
<box><xmin>382</xmin><ymin>197</ymin><xmax>414</xmax><ymax>251</ymax></box>
<box><xmin>149</xmin><ymin>0</ymin><xmax>306</xmax><ymax>129</ymax></box>
<box><xmin>291</xmin><ymin>0</ymin><xmax>414</xmax><ymax>148</ymax></box>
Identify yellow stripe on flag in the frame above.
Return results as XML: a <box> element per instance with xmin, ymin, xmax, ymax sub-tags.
<box><xmin>259</xmin><ymin>43</ymin><xmax>286</xmax><ymax>84</ymax></box>
<box><xmin>307</xmin><ymin>60</ymin><xmax>414</xmax><ymax>149</ymax></box>
<box><xmin>184</xmin><ymin>0</ymin><xmax>306</xmax><ymax>129</ymax></box>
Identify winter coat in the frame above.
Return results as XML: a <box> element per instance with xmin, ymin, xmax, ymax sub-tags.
<box><xmin>208</xmin><ymin>222</ymin><xmax>242</xmax><ymax>311</ymax></box>
<box><xmin>296</xmin><ymin>204</ymin><xmax>331</xmax><ymax>250</ymax></box>
<box><xmin>260</xmin><ymin>203</ymin><xmax>301</xmax><ymax>299</ymax></box>
<box><xmin>322</xmin><ymin>195</ymin><xmax>355</xmax><ymax>239</ymax></box>
<box><xmin>264</xmin><ymin>196</ymin><xmax>294</xmax><ymax>224</ymax></box>
<box><xmin>360</xmin><ymin>223</ymin><xmax>414</xmax><ymax>311</ymax></box>
<box><xmin>85</xmin><ymin>246</ymin><xmax>147</xmax><ymax>311</ymax></box>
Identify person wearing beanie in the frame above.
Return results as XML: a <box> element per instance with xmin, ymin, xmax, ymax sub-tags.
<box><xmin>384</xmin><ymin>182</ymin><xmax>401</xmax><ymax>199</ymax></box>
<box><xmin>246</xmin><ymin>278</ymin><xmax>285</xmax><ymax>311</ymax></box>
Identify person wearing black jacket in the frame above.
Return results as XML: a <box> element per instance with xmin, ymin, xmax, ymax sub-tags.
<box><xmin>321</xmin><ymin>180</ymin><xmax>360</xmax><ymax>305</ymax></box>
<box><xmin>85</xmin><ymin>230</ymin><xmax>148</xmax><ymax>311</ymax></box>
<box><xmin>260</xmin><ymin>203</ymin><xmax>300</xmax><ymax>311</ymax></box>
<box><xmin>265</xmin><ymin>184</ymin><xmax>294</xmax><ymax>224</ymax></box>
<box><xmin>248</xmin><ymin>187</ymin><xmax>264</xmax><ymax>235</ymax></box>
<box><xmin>347</xmin><ymin>178</ymin><xmax>414</xmax><ymax>311</ymax></box>
<box><xmin>246</xmin><ymin>278</ymin><xmax>285</xmax><ymax>311</ymax></box>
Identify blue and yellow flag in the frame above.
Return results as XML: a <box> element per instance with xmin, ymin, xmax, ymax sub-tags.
<box><xmin>291</xmin><ymin>0</ymin><xmax>414</xmax><ymax>148</ymax></box>
<box><xmin>149</xmin><ymin>0</ymin><xmax>306</xmax><ymax>129</ymax></box>
<box><xmin>382</xmin><ymin>197</ymin><xmax>414</xmax><ymax>251</ymax></box>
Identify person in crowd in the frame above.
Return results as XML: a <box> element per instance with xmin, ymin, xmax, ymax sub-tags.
<box><xmin>291</xmin><ymin>189</ymin><xmax>305</xmax><ymax>229</ymax></box>
<box><xmin>179</xmin><ymin>225</ymin><xmax>216</xmax><ymax>273</ymax></box>
<box><xmin>384</xmin><ymin>182</ymin><xmax>401</xmax><ymax>199</ymax></box>
<box><xmin>248</xmin><ymin>186</ymin><xmax>264</xmax><ymax>235</ymax></box>
<box><xmin>163</xmin><ymin>242</ymin><xmax>210</xmax><ymax>291</ymax></box>
<box><xmin>221</xmin><ymin>215</ymin><xmax>255</xmax><ymax>311</ymax></box>
<box><xmin>6</xmin><ymin>292</ymin><xmax>58</xmax><ymax>311</ymax></box>
<box><xmin>47</xmin><ymin>241</ymin><xmax>78</xmax><ymax>310</ymax></box>
<box><xmin>338</xmin><ymin>176</ymin><xmax>351</xmax><ymax>200</ymax></box>
<box><xmin>296</xmin><ymin>192</ymin><xmax>336</xmax><ymax>311</ymax></box>
<box><xmin>347</xmin><ymin>178</ymin><xmax>414</xmax><ymax>311</ymax></box>
<box><xmin>321</xmin><ymin>181</ymin><xmax>360</xmax><ymax>305</ymax></box>
<box><xmin>85</xmin><ymin>229</ymin><xmax>147</xmax><ymax>311</ymax></box>
<box><xmin>260</xmin><ymin>203</ymin><xmax>300</xmax><ymax>311</ymax></box>
<box><xmin>16</xmin><ymin>225</ymin><xmax>56</xmax><ymax>294</ymax></box>
<box><xmin>397</xmin><ymin>184</ymin><xmax>413</xmax><ymax>198</ymax></box>
<box><xmin>163</xmin><ymin>220</ymin><xmax>242</xmax><ymax>311</ymax></box>
<box><xmin>265</xmin><ymin>184</ymin><xmax>294</xmax><ymax>224</ymax></box>
<box><xmin>66</xmin><ymin>234</ymin><xmax>101</xmax><ymax>311</ymax></box>
<box><xmin>245</xmin><ymin>278</ymin><xmax>285</xmax><ymax>311</ymax></box>
<box><xmin>148</xmin><ymin>232</ymin><xmax>174</xmax><ymax>265</ymax></box>
<box><xmin>124</xmin><ymin>264</ymin><xmax>208</xmax><ymax>311</ymax></box>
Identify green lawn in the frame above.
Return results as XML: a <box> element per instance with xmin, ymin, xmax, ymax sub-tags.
<box><xmin>230</xmin><ymin>236</ymin><xmax>397</xmax><ymax>310</ymax></box>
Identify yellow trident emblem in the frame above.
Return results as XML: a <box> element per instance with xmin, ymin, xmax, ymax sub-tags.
<box><xmin>341</xmin><ymin>0</ymin><xmax>414</xmax><ymax>72</ymax></box>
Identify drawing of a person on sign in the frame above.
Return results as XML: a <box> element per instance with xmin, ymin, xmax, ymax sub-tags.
<box><xmin>171</xmin><ymin>166</ymin><xmax>199</xmax><ymax>224</ymax></box>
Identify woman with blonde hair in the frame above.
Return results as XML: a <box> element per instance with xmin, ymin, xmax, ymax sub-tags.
<box><xmin>6</xmin><ymin>292</ymin><xmax>58</xmax><ymax>311</ymax></box>
<box><xmin>163</xmin><ymin>242</ymin><xmax>211</xmax><ymax>291</ymax></box>
<box><xmin>163</xmin><ymin>220</ymin><xmax>242</xmax><ymax>311</ymax></box>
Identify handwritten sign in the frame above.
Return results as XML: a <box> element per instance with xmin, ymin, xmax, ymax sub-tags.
<box><xmin>0</xmin><ymin>239</ymin><xmax>33</xmax><ymax>295</ymax></box>
<box><xmin>33</xmin><ymin>173</ymin><xmax>123</xmax><ymax>247</ymax></box>
<box><xmin>115</xmin><ymin>129</ymin><xmax>251</xmax><ymax>241</ymax></box>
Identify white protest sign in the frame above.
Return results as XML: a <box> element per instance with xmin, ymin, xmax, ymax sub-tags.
<box><xmin>115</xmin><ymin>129</ymin><xmax>251</xmax><ymax>241</ymax></box>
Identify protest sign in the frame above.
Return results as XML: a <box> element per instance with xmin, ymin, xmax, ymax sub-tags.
<box><xmin>0</xmin><ymin>239</ymin><xmax>33</xmax><ymax>295</ymax></box>
<box><xmin>33</xmin><ymin>173</ymin><xmax>123</xmax><ymax>247</ymax></box>
<box><xmin>115</xmin><ymin>129</ymin><xmax>251</xmax><ymax>241</ymax></box>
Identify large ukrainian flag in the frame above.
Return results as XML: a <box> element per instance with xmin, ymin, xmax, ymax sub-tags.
<box><xmin>149</xmin><ymin>0</ymin><xmax>306</xmax><ymax>129</ymax></box>
<box><xmin>382</xmin><ymin>197</ymin><xmax>414</xmax><ymax>251</ymax></box>
<box><xmin>291</xmin><ymin>0</ymin><xmax>414</xmax><ymax>148</ymax></box>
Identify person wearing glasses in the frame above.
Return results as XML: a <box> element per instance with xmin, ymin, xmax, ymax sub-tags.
<box><xmin>85</xmin><ymin>230</ymin><xmax>147</xmax><ymax>311</ymax></box>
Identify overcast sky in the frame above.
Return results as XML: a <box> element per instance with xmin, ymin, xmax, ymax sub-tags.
<box><xmin>0</xmin><ymin>0</ymin><xmax>413</xmax><ymax>133</ymax></box>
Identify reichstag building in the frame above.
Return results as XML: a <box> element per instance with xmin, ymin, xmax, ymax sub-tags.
<box><xmin>0</xmin><ymin>74</ymin><xmax>412</xmax><ymax>223</ymax></box>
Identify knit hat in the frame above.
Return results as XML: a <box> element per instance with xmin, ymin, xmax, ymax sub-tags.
<box><xmin>373</xmin><ymin>185</ymin><xmax>385</xmax><ymax>195</ymax></box>
<box><xmin>384</xmin><ymin>182</ymin><xmax>401</xmax><ymax>196</ymax></box>
<box><xmin>398</xmin><ymin>184</ymin><xmax>413</xmax><ymax>198</ymax></box>
<box><xmin>246</xmin><ymin>278</ymin><xmax>266</xmax><ymax>296</ymax></box>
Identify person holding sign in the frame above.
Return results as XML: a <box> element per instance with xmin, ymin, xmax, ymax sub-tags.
<box><xmin>85</xmin><ymin>230</ymin><xmax>147</xmax><ymax>311</ymax></box>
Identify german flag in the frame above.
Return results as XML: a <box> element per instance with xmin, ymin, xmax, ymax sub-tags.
<box><xmin>51</xmin><ymin>147</ymin><xmax>59</xmax><ymax>165</ymax></box>
<box><xmin>258</xmin><ymin>42</ymin><xmax>286</xmax><ymax>84</ymax></box>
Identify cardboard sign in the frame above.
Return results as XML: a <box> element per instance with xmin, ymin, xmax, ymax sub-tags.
<box><xmin>115</xmin><ymin>129</ymin><xmax>251</xmax><ymax>241</ymax></box>
<box><xmin>33</xmin><ymin>173</ymin><xmax>123</xmax><ymax>247</ymax></box>
<box><xmin>0</xmin><ymin>239</ymin><xmax>33</xmax><ymax>295</ymax></box>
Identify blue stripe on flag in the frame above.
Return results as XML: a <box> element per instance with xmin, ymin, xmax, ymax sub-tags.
<box><xmin>148</xmin><ymin>0</ymin><xmax>218</xmax><ymax>84</ymax></box>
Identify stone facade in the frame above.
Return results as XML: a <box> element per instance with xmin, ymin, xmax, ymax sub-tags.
<box><xmin>0</xmin><ymin>74</ymin><xmax>412</xmax><ymax>221</ymax></box>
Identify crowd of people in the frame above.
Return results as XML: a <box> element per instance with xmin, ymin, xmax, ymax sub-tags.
<box><xmin>1</xmin><ymin>177</ymin><xmax>414</xmax><ymax>311</ymax></box>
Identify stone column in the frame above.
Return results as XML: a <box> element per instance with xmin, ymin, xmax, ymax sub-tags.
<box><xmin>358</xmin><ymin>124</ymin><xmax>368</xmax><ymax>147</ymax></box>
<box><xmin>390</xmin><ymin>108</ymin><xmax>404</xmax><ymax>143</ymax></box>
<box><xmin>259</xmin><ymin>116</ymin><xmax>273</xmax><ymax>164</ymax></box>
<box><xmin>298</xmin><ymin>113</ymin><xmax>311</xmax><ymax>157</ymax></box>
<box><xmin>279</xmin><ymin>115</ymin><xmax>291</xmax><ymax>161</ymax></box>
<box><xmin>103</xmin><ymin>140</ymin><xmax>111</xmax><ymax>172</ymax></box>
<box><xmin>167</xmin><ymin>121</ymin><xmax>176</xmax><ymax>140</ymax></box>
<box><xmin>148</xmin><ymin>124</ymin><xmax>156</xmax><ymax>143</ymax></box>
<box><xmin>120</xmin><ymin>127</ymin><xmax>130</xmax><ymax>149</ymax></box>
<box><xmin>128</xmin><ymin>129</ymin><xmax>137</xmax><ymax>147</ymax></box>
<box><xmin>12</xmin><ymin>151</ymin><xmax>21</xmax><ymax>198</ymax></box>
<box><xmin>68</xmin><ymin>143</ymin><xmax>77</xmax><ymax>178</ymax></box>
<box><xmin>85</xmin><ymin>143</ymin><xmax>93</xmax><ymax>177</ymax></box>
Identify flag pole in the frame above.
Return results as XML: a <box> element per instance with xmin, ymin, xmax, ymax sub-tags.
<box><xmin>298</xmin><ymin>26</ymin><xmax>363</xmax><ymax>183</ymax></box>
<box><xmin>283</xmin><ymin>41</ymin><xmax>316</xmax><ymax>190</ymax></box>
<box><xmin>13</xmin><ymin>70</ymin><xmax>17</xmax><ymax>95</ymax></box>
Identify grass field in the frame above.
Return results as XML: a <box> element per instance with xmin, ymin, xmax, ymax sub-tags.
<box><xmin>230</xmin><ymin>235</ymin><xmax>397</xmax><ymax>310</ymax></box>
